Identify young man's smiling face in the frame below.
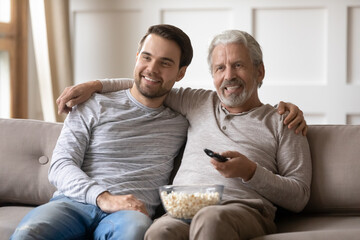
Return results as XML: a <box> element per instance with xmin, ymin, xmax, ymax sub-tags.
<box><xmin>132</xmin><ymin>34</ymin><xmax>186</xmax><ymax>108</ymax></box>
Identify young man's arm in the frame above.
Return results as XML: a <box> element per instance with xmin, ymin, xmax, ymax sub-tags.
<box><xmin>49</xmin><ymin>98</ymin><xmax>106</xmax><ymax>205</ymax></box>
<box><xmin>51</xmin><ymin>96</ymin><xmax>149</xmax><ymax>215</ymax></box>
<box><xmin>56</xmin><ymin>79</ymin><xmax>308</xmax><ymax>135</ymax></box>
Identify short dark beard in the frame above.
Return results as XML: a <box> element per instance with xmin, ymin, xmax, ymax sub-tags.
<box><xmin>134</xmin><ymin>76</ymin><xmax>170</xmax><ymax>99</ymax></box>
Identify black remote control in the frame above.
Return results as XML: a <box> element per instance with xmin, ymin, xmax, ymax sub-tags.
<box><xmin>204</xmin><ymin>148</ymin><xmax>228</xmax><ymax>162</ymax></box>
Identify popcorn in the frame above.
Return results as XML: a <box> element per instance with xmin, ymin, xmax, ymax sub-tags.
<box><xmin>160</xmin><ymin>190</ymin><xmax>220</xmax><ymax>219</ymax></box>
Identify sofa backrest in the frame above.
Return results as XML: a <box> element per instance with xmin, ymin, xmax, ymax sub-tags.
<box><xmin>304</xmin><ymin>125</ymin><xmax>360</xmax><ymax>214</ymax></box>
<box><xmin>1</xmin><ymin>119</ymin><xmax>360</xmax><ymax>214</ymax></box>
<box><xmin>0</xmin><ymin>118</ymin><xmax>63</xmax><ymax>206</ymax></box>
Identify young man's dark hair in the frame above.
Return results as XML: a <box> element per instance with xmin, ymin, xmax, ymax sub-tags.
<box><xmin>138</xmin><ymin>24</ymin><xmax>193</xmax><ymax>68</ymax></box>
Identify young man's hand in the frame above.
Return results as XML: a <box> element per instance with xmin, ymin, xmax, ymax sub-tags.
<box><xmin>277</xmin><ymin>101</ymin><xmax>308</xmax><ymax>136</ymax></box>
<box><xmin>96</xmin><ymin>191</ymin><xmax>149</xmax><ymax>216</ymax></box>
<box><xmin>56</xmin><ymin>80</ymin><xmax>103</xmax><ymax>115</ymax></box>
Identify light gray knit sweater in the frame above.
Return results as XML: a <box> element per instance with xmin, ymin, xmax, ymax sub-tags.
<box><xmin>49</xmin><ymin>89</ymin><xmax>188</xmax><ymax>217</ymax></box>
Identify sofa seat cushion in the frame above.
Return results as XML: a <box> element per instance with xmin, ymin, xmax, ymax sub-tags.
<box><xmin>0</xmin><ymin>206</ymin><xmax>35</xmax><ymax>239</ymax></box>
<box><xmin>276</xmin><ymin>214</ymin><xmax>360</xmax><ymax>233</ymax></box>
<box><xmin>252</xmin><ymin>229</ymin><xmax>360</xmax><ymax>240</ymax></box>
<box><xmin>251</xmin><ymin>214</ymin><xmax>360</xmax><ymax>240</ymax></box>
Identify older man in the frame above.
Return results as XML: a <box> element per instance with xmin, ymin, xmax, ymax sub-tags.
<box><xmin>148</xmin><ymin>29</ymin><xmax>312</xmax><ymax>239</ymax></box>
<box><xmin>56</xmin><ymin>30</ymin><xmax>311</xmax><ymax>240</ymax></box>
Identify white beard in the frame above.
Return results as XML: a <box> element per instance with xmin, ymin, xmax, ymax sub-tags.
<box><xmin>217</xmin><ymin>78</ymin><xmax>257</xmax><ymax>108</ymax></box>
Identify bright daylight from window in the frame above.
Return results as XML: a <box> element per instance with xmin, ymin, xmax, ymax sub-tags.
<box><xmin>0</xmin><ymin>0</ymin><xmax>11</xmax><ymax>23</ymax></box>
<box><xmin>0</xmin><ymin>51</ymin><xmax>10</xmax><ymax>117</ymax></box>
<box><xmin>0</xmin><ymin>0</ymin><xmax>11</xmax><ymax>117</ymax></box>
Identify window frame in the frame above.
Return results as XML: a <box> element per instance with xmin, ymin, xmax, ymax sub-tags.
<box><xmin>0</xmin><ymin>0</ymin><xmax>28</xmax><ymax>118</ymax></box>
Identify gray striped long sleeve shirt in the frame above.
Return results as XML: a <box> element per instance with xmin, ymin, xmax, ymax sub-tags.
<box><xmin>49</xmin><ymin>89</ymin><xmax>188</xmax><ymax>217</ymax></box>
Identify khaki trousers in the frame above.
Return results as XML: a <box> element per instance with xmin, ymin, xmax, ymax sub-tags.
<box><xmin>145</xmin><ymin>201</ymin><xmax>276</xmax><ymax>240</ymax></box>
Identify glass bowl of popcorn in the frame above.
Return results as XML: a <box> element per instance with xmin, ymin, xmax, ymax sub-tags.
<box><xmin>159</xmin><ymin>184</ymin><xmax>224</xmax><ymax>221</ymax></box>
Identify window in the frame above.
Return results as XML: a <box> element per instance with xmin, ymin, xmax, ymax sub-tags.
<box><xmin>0</xmin><ymin>0</ymin><xmax>11</xmax><ymax>23</ymax></box>
<box><xmin>0</xmin><ymin>51</ymin><xmax>10</xmax><ymax>117</ymax></box>
<box><xmin>0</xmin><ymin>0</ymin><xmax>11</xmax><ymax>118</ymax></box>
<box><xmin>0</xmin><ymin>0</ymin><xmax>28</xmax><ymax>118</ymax></box>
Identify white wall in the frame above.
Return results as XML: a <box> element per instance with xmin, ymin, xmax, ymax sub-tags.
<box><xmin>69</xmin><ymin>0</ymin><xmax>360</xmax><ymax>124</ymax></box>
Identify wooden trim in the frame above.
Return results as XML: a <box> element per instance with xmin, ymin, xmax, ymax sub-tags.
<box><xmin>0</xmin><ymin>0</ymin><xmax>28</xmax><ymax>118</ymax></box>
<box><xmin>0</xmin><ymin>0</ymin><xmax>29</xmax><ymax>118</ymax></box>
<box><xmin>10</xmin><ymin>0</ymin><xmax>28</xmax><ymax>118</ymax></box>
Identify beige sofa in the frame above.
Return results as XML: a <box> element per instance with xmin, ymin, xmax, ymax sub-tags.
<box><xmin>1</xmin><ymin>118</ymin><xmax>360</xmax><ymax>240</ymax></box>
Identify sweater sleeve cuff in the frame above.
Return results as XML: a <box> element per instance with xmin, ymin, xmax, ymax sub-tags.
<box><xmin>242</xmin><ymin>163</ymin><xmax>266</xmax><ymax>186</ymax></box>
<box><xmin>99</xmin><ymin>78</ymin><xmax>134</xmax><ymax>93</ymax></box>
<box><xmin>85</xmin><ymin>185</ymin><xmax>107</xmax><ymax>206</ymax></box>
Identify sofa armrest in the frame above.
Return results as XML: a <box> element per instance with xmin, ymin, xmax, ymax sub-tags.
<box><xmin>0</xmin><ymin>118</ymin><xmax>63</xmax><ymax>206</ymax></box>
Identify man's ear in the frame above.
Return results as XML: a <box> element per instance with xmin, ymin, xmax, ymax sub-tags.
<box><xmin>176</xmin><ymin>66</ymin><xmax>188</xmax><ymax>82</ymax></box>
<box><xmin>256</xmin><ymin>63</ymin><xmax>265</xmax><ymax>86</ymax></box>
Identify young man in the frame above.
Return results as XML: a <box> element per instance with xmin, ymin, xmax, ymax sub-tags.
<box><xmin>11</xmin><ymin>24</ymin><xmax>192</xmax><ymax>240</ymax></box>
<box><xmin>57</xmin><ymin>30</ymin><xmax>311</xmax><ymax>240</ymax></box>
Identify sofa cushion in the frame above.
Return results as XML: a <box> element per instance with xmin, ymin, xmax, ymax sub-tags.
<box><xmin>304</xmin><ymin>125</ymin><xmax>360</xmax><ymax>213</ymax></box>
<box><xmin>0</xmin><ymin>206</ymin><xmax>34</xmax><ymax>239</ymax></box>
<box><xmin>276</xmin><ymin>214</ymin><xmax>360</xmax><ymax>233</ymax></box>
<box><xmin>252</xmin><ymin>229</ymin><xmax>360</xmax><ymax>240</ymax></box>
<box><xmin>0</xmin><ymin>118</ymin><xmax>62</xmax><ymax>206</ymax></box>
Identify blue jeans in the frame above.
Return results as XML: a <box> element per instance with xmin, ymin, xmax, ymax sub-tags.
<box><xmin>10</xmin><ymin>196</ymin><xmax>152</xmax><ymax>240</ymax></box>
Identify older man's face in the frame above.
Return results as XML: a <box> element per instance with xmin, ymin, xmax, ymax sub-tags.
<box><xmin>211</xmin><ymin>43</ymin><xmax>264</xmax><ymax>113</ymax></box>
